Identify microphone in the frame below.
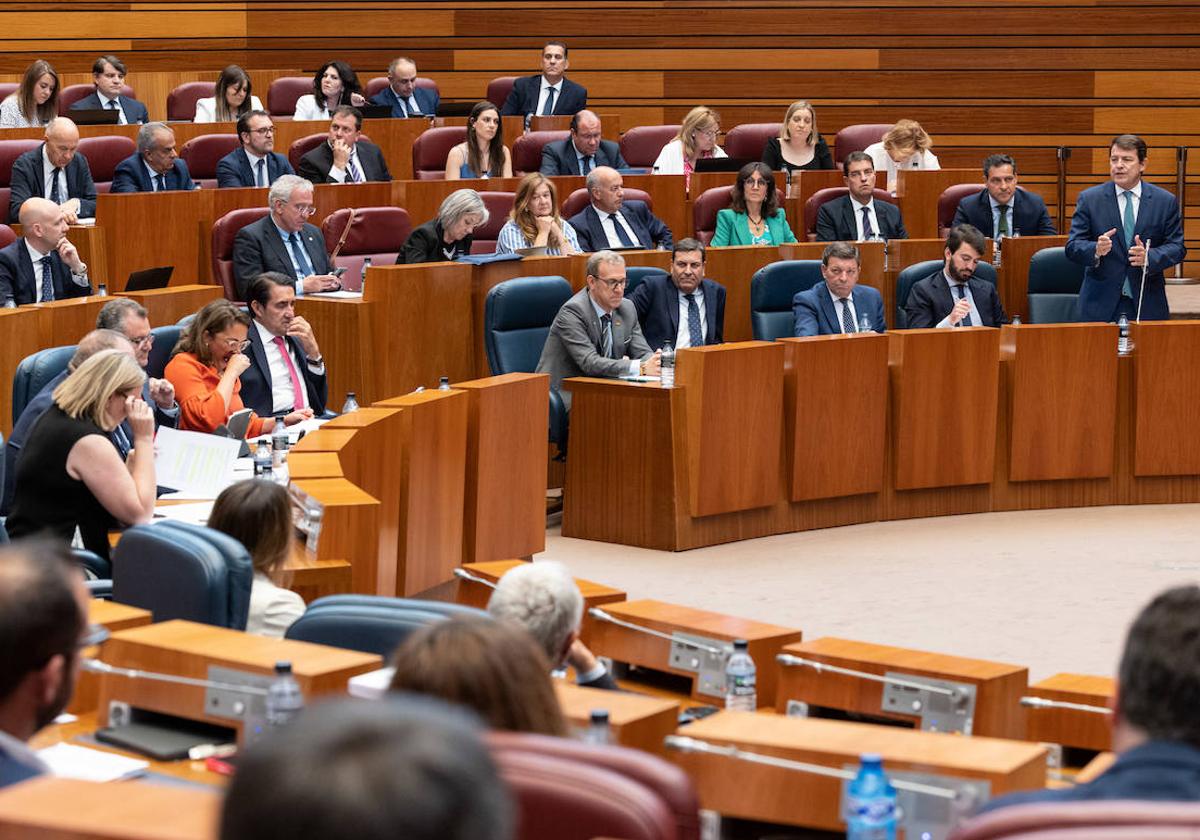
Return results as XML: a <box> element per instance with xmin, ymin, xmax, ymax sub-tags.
<box><xmin>1019</xmin><ymin>696</ymin><xmax>1111</xmax><ymax>715</ymax></box>
<box><xmin>1135</xmin><ymin>238</ymin><xmax>1151</xmax><ymax>323</ymax></box>
<box><xmin>82</xmin><ymin>657</ymin><xmax>269</xmax><ymax>696</ymax></box>
<box><xmin>587</xmin><ymin>607</ymin><xmax>725</xmax><ymax>656</ymax></box>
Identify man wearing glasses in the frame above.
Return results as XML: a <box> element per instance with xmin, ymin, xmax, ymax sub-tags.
<box><xmin>371</xmin><ymin>57</ymin><xmax>439</xmax><ymax>118</ymax></box>
<box><xmin>232</xmin><ymin>174</ymin><xmax>341</xmax><ymax>300</ymax></box>
<box><xmin>536</xmin><ymin>250</ymin><xmax>660</xmax><ymax>411</ymax></box>
<box><xmin>96</xmin><ymin>298</ymin><xmax>179</xmax><ymax>430</ymax></box>
<box><xmin>216</xmin><ymin>110</ymin><xmax>295</xmax><ymax>189</ymax></box>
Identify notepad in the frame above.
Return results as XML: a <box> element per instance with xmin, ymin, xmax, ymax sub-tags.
<box><xmin>38</xmin><ymin>742</ymin><xmax>149</xmax><ymax>782</ymax></box>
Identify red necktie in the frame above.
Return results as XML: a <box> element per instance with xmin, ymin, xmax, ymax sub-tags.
<box><xmin>273</xmin><ymin>335</ymin><xmax>306</xmax><ymax>410</ymax></box>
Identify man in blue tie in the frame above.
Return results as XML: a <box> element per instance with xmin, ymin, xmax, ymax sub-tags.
<box><xmin>0</xmin><ymin>197</ymin><xmax>90</xmax><ymax>306</ymax></box>
<box><xmin>370</xmin><ymin>57</ymin><xmax>439</xmax><ymax>118</ymax></box>
<box><xmin>792</xmin><ymin>241</ymin><xmax>887</xmax><ymax>336</ymax></box>
<box><xmin>499</xmin><ymin>41</ymin><xmax>588</xmax><ymax>118</ymax></box>
<box><xmin>628</xmin><ymin>237</ymin><xmax>727</xmax><ymax>350</ymax></box>
<box><xmin>110</xmin><ymin>123</ymin><xmax>196</xmax><ymax>193</ymax></box>
<box><xmin>1067</xmin><ymin>134</ymin><xmax>1186</xmax><ymax>323</ymax></box>
<box><xmin>539</xmin><ymin>110</ymin><xmax>628</xmax><ymax>177</ymax></box>
<box><xmin>905</xmin><ymin>224</ymin><xmax>1007</xmax><ymax>329</ymax></box>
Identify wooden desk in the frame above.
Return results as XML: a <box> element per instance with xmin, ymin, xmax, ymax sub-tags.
<box><xmin>293</xmin><ymin>294</ymin><xmax>372</xmax><ymax>405</ymax></box>
<box><xmin>896</xmin><ymin>169</ymin><xmax>979</xmax><ymax>239</ymax></box>
<box><xmin>773</xmin><ymin>637</ymin><xmax>1029</xmax><ymax>739</ymax></box>
<box><xmin>703</xmin><ymin>245</ymin><xmax>792</xmax><ymax>344</ymax></box>
<box><xmin>1024</xmin><ymin>673</ymin><xmax>1113</xmax><ymax>752</ymax></box>
<box><xmin>70</xmin><ymin>601</ymin><xmax>155</xmax><ymax>716</ymax></box>
<box><xmin>123</xmin><ymin>284</ymin><xmax>222</xmax><ymax>329</ymax></box>
<box><xmin>0</xmin><ymin>308</ymin><xmax>43</xmax><ymax>435</ymax></box>
<box><xmin>997</xmin><ymin>234</ymin><xmax>1068</xmax><ymax>320</ymax></box>
<box><xmin>1131</xmin><ymin>321</ymin><xmax>1200</xmax><ymax>477</ymax></box>
<box><xmin>32</xmin><ymin>296</ymin><xmax>109</xmax><ymax>348</ymax></box>
<box><xmin>556</xmin><ymin>682</ymin><xmax>679</xmax><ymax>756</ymax></box>
<box><xmin>97</xmin><ymin>191</ymin><xmax>210</xmax><ymax>289</ymax></box>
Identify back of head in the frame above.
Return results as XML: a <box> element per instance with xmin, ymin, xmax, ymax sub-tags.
<box><xmin>389</xmin><ymin>614</ymin><xmax>569</xmax><ymax>736</ymax></box>
<box><xmin>95</xmin><ymin>297</ymin><xmax>147</xmax><ymax>332</ymax></box>
<box><xmin>1118</xmin><ymin>585</ymin><xmax>1200</xmax><ymax>747</ymax></box>
<box><xmin>220</xmin><ymin>696</ymin><xmax>513</xmax><ymax>840</ymax></box>
<box><xmin>487</xmin><ymin>560</ymin><xmax>582</xmax><ymax>665</ymax></box>
<box><xmin>207</xmin><ymin>479</ymin><xmax>292</xmax><ymax>578</ymax></box>
<box><xmin>68</xmin><ymin>328</ymin><xmax>133</xmax><ymax>372</ymax></box>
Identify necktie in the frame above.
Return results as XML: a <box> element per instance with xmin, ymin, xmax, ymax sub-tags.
<box><xmin>608</xmin><ymin>213</ymin><xmax>635</xmax><ymax>248</ymax></box>
<box><xmin>49</xmin><ymin>167</ymin><xmax>61</xmax><ymax>204</ymax></box>
<box><xmin>289</xmin><ymin>232</ymin><xmax>313</xmax><ymax>279</ymax></box>
<box><xmin>861</xmin><ymin>206</ymin><xmax>875</xmax><ymax>240</ymax></box>
<box><xmin>273</xmin><ymin>335</ymin><xmax>306</xmax><ymax>410</ymax></box>
<box><xmin>407</xmin><ymin>96</ymin><xmax>421</xmax><ymax>116</ymax></box>
<box><xmin>997</xmin><ymin>204</ymin><xmax>1010</xmax><ymax>237</ymax></box>
<box><xmin>581</xmin><ymin>154</ymin><xmax>593</xmax><ymax>176</ymax></box>
<box><xmin>955</xmin><ymin>284</ymin><xmax>973</xmax><ymax>327</ymax></box>
<box><xmin>687</xmin><ymin>293</ymin><xmax>703</xmax><ymax>346</ymax></box>
<box><xmin>1122</xmin><ymin>190</ymin><xmax>1136</xmax><ymax>246</ymax></box>
<box><xmin>107</xmin><ymin>99</ymin><xmax>121</xmax><ymax>124</ymax></box>
<box><xmin>541</xmin><ymin>86</ymin><xmax>557</xmax><ymax>116</ymax></box>
<box><xmin>840</xmin><ymin>298</ymin><xmax>856</xmax><ymax>333</ymax></box>
<box><xmin>154</xmin><ymin>173</ymin><xmax>165</xmax><ymax>192</ymax></box>
<box><xmin>346</xmin><ymin>154</ymin><xmax>362</xmax><ymax>183</ymax></box>
<box><xmin>600</xmin><ymin>314</ymin><xmax>613</xmax><ymax>358</ymax></box>
<box><xmin>255</xmin><ymin>158</ymin><xmax>267</xmax><ymax>188</ymax></box>
<box><xmin>39</xmin><ymin>256</ymin><xmax>54</xmax><ymax>303</ymax></box>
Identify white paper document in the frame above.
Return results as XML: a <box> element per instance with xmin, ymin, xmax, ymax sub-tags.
<box><xmin>38</xmin><ymin>742</ymin><xmax>148</xmax><ymax>782</ymax></box>
<box><xmin>152</xmin><ymin>501</ymin><xmax>215</xmax><ymax>526</ymax></box>
<box><xmin>154</xmin><ymin>427</ymin><xmax>242</xmax><ymax>499</ymax></box>
<box><xmin>307</xmin><ymin>290</ymin><xmax>362</xmax><ymax>299</ymax></box>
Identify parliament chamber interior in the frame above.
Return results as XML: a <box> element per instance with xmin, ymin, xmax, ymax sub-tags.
<box><xmin>1</xmin><ymin>1</ymin><xmax>1200</xmax><ymax>838</ymax></box>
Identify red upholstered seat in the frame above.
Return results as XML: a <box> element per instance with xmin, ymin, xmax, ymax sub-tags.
<box><xmin>939</xmin><ymin>183</ymin><xmax>985</xmax><ymax>236</ymax></box>
<box><xmin>620</xmin><ymin>125</ymin><xmax>680</xmax><ymax>170</ymax></box>
<box><xmin>0</xmin><ymin>140</ymin><xmax>43</xmax><ymax>222</ymax></box>
<box><xmin>561</xmin><ymin>187</ymin><xmax>653</xmax><ymax>221</ymax></box>
<box><xmin>211</xmin><ymin>207</ymin><xmax>270</xmax><ymax>299</ymax></box>
<box><xmin>58</xmin><ymin>83</ymin><xmax>136</xmax><ymax>115</ymax></box>
<box><xmin>692</xmin><ymin>185</ymin><xmax>734</xmax><ymax>246</ymax></box>
<box><xmin>723</xmin><ymin>123</ymin><xmax>781</xmax><ymax>162</ymax></box>
<box><xmin>468</xmin><ymin>191</ymin><xmax>515</xmax><ymax>253</ymax></box>
<box><xmin>511</xmin><ymin>130</ymin><xmax>569</xmax><ymax>175</ymax></box>
<box><xmin>167</xmin><ymin>81</ymin><xmax>217</xmax><ymax>122</ymax></box>
<box><xmin>948</xmin><ymin>800</ymin><xmax>1200</xmax><ymax>840</ymax></box>
<box><xmin>364</xmin><ymin>76</ymin><xmax>440</xmax><ymax>100</ymax></box>
<box><xmin>180</xmin><ymin>134</ymin><xmax>240</xmax><ymax>188</ymax></box>
<box><xmin>267</xmin><ymin>77</ymin><xmax>311</xmax><ymax>118</ymax></box>
<box><xmin>288</xmin><ymin>133</ymin><xmax>326</xmax><ymax>173</ymax></box>
<box><xmin>0</xmin><ymin>84</ymin><xmax>17</xmax><ymax>102</ymax></box>
<box><xmin>321</xmin><ymin>206</ymin><xmax>412</xmax><ymax>286</ymax></box>
<box><xmin>804</xmin><ymin>186</ymin><xmax>892</xmax><ymax>240</ymax></box>
<box><xmin>411</xmin><ymin>126</ymin><xmax>467</xmax><ymax>180</ymax></box>
<box><xmin>77</xmin><ymin>135</ymin><xmax>136</xmax><ymax>193</ymax></box>
<box><xmin>0</xmin><ymin>224</ymin><xmax>16</xmax><ymax>249</ymax></box>
<box><xmin>833</xmin><ymin>123</ymin><xmax>893</xmax><ymax>165</ymax></box>
<box><xmin>486</xmin><ymin>76</ymin><xmax>517</xmax><ymax>110</ymax></box>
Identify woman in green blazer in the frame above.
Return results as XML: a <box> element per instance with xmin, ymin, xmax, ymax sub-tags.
<box><xmin>710</xmin><ymin>162</ymin><xmax>798</xmax><ymax>247</ymax></box>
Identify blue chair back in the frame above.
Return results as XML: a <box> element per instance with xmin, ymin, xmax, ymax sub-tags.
<box><xmin>749</xmin><ymin>261</ymin><xmax>824</xmax><ymax>341</ymax></box>
<box><xmin>1026</xmin><ymin>247</ymin><xmax>1083</xmax><ymax>324</ymax></box>
<box><xmin>74</xmin><ymin>548</ymin><xmax>111</xmax><ymax>581</ymax></box>
<box><xmin>625</xmin><ymin>266</ymin><xmax>668</xmax><ymax>299</ymax></box>
<box><xmin>285</xmin><ymin>595</ymin><xmax>488</xmax><ymax>657</ymax></box>
<box><xmin>112</xmin><ymin>521</ymin><xmax>253</xmax><ymax>629</ymax></box>
<box><xmin>894</xmin><ymin>259</ymin><xmax>998</xmax><ymax>328</ymax></box>
<box><xmin>176</xmin><ymin>312</ymin><xmax>197</xmax><ymax>327</ymax></box>
<box><xmin>146</xmin><ymin>325</ymin><xmax>181</xmax><ymax>380</ymax></box>
<box><xmin>12</xmin><ymin>345</ymin><xmax>74</xmax><ymax>423</ymax></box>
<box><xmin>484</xmin><ymin>276</ymin><xmax>573</xmax><ymax>375</ymax></box>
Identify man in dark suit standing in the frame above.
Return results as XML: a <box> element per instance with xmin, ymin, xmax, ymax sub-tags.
<box><xmin>371</xmin><ymin>57</ymin><xmax>438</xmax><ymax>118</ymax></box>
<box><xmin>568</xmin><ymin>166</ymin><xmax>672</xmax><ymax>252</ymax></box>
<box><xmin>239</xmin><ymin>271</ymin><xmax>328</xmax><ymax>420</ymax></box>
<box><xmin>628</xmin><ymin>237</ymin><xmax>725</xmax><ymax>350</ymax></box>
<box><xmin>536</xmin><ymin>250</ymin><xmax>660</xmax><ymax>410</ymax></box>
<box><xmin>905</xmin><ymin>224</ymin><xmax>1007</xmax><ymax>328</ymax></box>
<box><xmin>8</xmin><ymin>118</ymin><xmax>97</xmax><ymax>223</ymax></box>
<box><xmin>540</xmin><ymin>110</ymin><xmax>627</xmax><ymax>176</ymax></box>
<box><xmin>216</xmin><ymin>110</ymin><xmax>294</xmax><ymax>189</ymax></box>
<box><xmin>500</xmin><ymin>41</ymin><xmax>587</xmax><ymax>117</ymax></box>
<box><xmin>68</xmin><ymin>55</ymin><xmax>148</xmax><ymax>125</ymax></box>
<box><xmin>953</xmin><ymin>153</ymin><xmax>1056</xmax><ymax>238</ymax></box>
<box><xmin>1066</xmin><ymin>134</ymin><xmax>1185</xmax><ymax>322</ymax></box>
<box><xmin>793</xmin><ymin>241</ymin><xmax>886</xmax><ymax>336</ymax></box>
<box><xmin>817</xmin><ymin>152</ymin><xmax>907</xmax><ymax>242</ymax></box>
<box><xmin>0</xmin><ymin>198</ymin><xmax>91</xmax><ymax>306</ymax></box>
<box><xmin>232</xmin><ymin>174</ymin><xmax>342</xmax><ymax>300</ymax></box>
<box><xmin>110</xmin><ymin>123</ymin><xmax>196</xmax><ymax>192</ymax></box>
<box><xmin>297</xmin><ymin>106</ymin><xmax>391</xmax><ymax>185</ymax></box>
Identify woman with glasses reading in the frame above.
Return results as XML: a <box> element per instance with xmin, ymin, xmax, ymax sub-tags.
<box><xmin>711</xmin><ymin>162</ymin><xmax>797</xmax><ymax>247</ymax></box>
<box><xmin>651</xmin><ymin>106</ymin><xmax>727</xmax><ymax>188</ymax></box>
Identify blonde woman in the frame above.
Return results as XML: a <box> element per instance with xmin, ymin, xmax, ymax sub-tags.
<box><xmin>652</xmin><ymin>106</ymin><xmax>727</xmax><ymax>185</ymax></box>
<box><xmin>865</xmin><ymin>119</ymin><xmax>940</xmax><ymax>192</ymax></box>
<box><xmin>7</xmin><ymin>349</ymin><xmax>155</xmax><ymax>558</ymax></box>
<box><xmin>494</xmin><ymin>172</ymin><xmax>579</xmax><ymax>255</ymax></box>
<box><xmin>762</xmin><ymin>100</ymin><xmax>833</xmax><ymax>173</ymax></box>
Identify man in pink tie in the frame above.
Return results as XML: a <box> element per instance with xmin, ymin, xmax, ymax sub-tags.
<box><xmin>238</xmin><ymin>271</ymin><xmax>328</xmax><ymax>420</ymax></box>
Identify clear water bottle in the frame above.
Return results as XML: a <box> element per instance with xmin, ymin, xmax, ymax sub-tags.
<box><xmin>360</xmin><ymin>256</ymin><xmax>372</xmax><ymax>294</ymax></box>
<box><xmin>1011</xmin><ymin>314</ymin><xmax>1022</xmax><ymax>326</ymax></box>
<box><xmin>265</xmin><ymin>661</ymin><xmax>304</xmax><ymax>728</ymax></box>
<box><xmin>341</xmin><ymin>391</ymin><xmax>359</xmax><ymax>413</ymax></box>
<box><xmin>846</xmin><ymin>754</ymin><xmax>898</xmax><ymax>840</ymax></box>
<box><xmin>96</xmin><ymin>282</ymin><xmax>107</xmax><ymax>297</ymax></box>
<box><xmin>438</xmin><ymin>376</ymin><xmax>451</xmax><ymax>390</ymax></box>
<box><xmin>992</xmin><ymin>236</ymin><xmax>1003</xmax><ymax>267</ymax></box>
<box><xmin>1117</xmin><ymin>315</ymin><xmax>1133</xmax><ymax>356</ymax></box>
<box><xmin>724</xmin><ymin>639</ymin><xmax>756</xmax><ymax>711</ymax></box>
<box><xmin>271</xmin><ymin>418</ymin><xmax>289</xmax><ymax>469</ymax></box>
<box><xmin>253</xmin><ymin>439</ymin><xmax>272</xmax><ymax>479</ymax></box>
<box><xmin>858</xmin><ymin>314</ymin><xmax>873</xmax><ymax>334</ymax></box>
<box><xmin>584</xmin><ymin>709</ymin><xmax>611</xmax><ymax>745</ymax></box>
<box><xmin>659</xmin><ymin>345</ymin><xmax>676</xmax><ymax>387</ymax></box>
<box><xmin>305</xmin><ymin>506</ymin><xmax>323</xmax><ymax>553</ymax></box>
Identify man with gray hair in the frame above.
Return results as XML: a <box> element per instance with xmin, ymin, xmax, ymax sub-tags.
<box><xmin>232</xmin><ymin>173</ymin><xmax>341</xmax><ymax>299</ymax></box>
<box><xmin>8</xmin><ymin>117</ymin><xmax>97</xmax><ymax>223</ymax></box>
<box><xmin>487</xmin><ymin>561</ymin><xmax>618</xmax><ymax>690</ymax></box>
<box><xmin>567</xmin><ymin>166</ymin><xmax>672</xmax><ymax>252</ymax></box>
<box><xmin>111</xmin><ymin>122</ymin><xmax>196</xmax><ymax>192</ymax></box>
<box><xmin>96</xmin><ymin>297</ymin><xmax>178</xmax><ymax>428</ymax></box>
<box><xmin>536</xmin><ymin>249</ymin><xmax>659</xmax><ymax>410</ymax></box>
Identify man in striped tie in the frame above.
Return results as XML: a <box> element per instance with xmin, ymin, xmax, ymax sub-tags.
<box><xmin>296</xmin><ymin>106</ymin><xmax>391</xmax><ymax>186</ymax></box>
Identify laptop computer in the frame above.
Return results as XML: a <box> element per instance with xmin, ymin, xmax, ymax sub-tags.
<box><xmin>123</xmin><ymin>266</ymin><xmax>173</xmax><ymax>292</ymax></box>
<box><xmin>70</xmin><ymin>108</ymin><xmax>120</xmax><ymax>126</ymax></box>
<box><xmin>438</xmin><ymin>101</ymin><xmax>480</xmax><ymax>118</ymax></box>
<box><xmin>358</xmin><ymin>104</ymin><xmax>394</xmax><ymax>120</ymax></box>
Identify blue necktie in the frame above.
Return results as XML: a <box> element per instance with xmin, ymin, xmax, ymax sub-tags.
<box><xmin>49</xmin><ymin>168</ymin><xmax>61</xmax><ymax>204</ymax></box>
<box><xmin>541</xmin><ymin>86</ymin><xmax>557</xmax><ymax>116</ymax></box>
<box><xmin>861</xmin><ymin>206</ymin><xmax>875</xmax><ymax>240</ymax></box>
<box><xmin>289</xmin><ymin>232</ymin><xmax>313</xmax><ymax>280</ymax></box>
<box><xmin>687</xmin><ymin>293</ymin><xmax>703</xmax><ymax>346</ymax></box>
<box><xmin>346</xmin><ymin>155</ymin><xmax>361</xmax><ymax>183</ymax></box>
<box><xmin>154</xmin><ymin>173</ymin><xmax>165</xmax><ymax>192</ymax></box>
<box><xmin>580</xmin><ymin>155</ymin><xmax>593</xmax><ymax>176</ymax></box>
<box><xmin>39</xmin><ymin>256</ymin><xmax>54</xmax><ymax>302</ymax></box>
<box><xmin>955</xmin><ymin>284</ymin><xmax>972</xmax><ymax>327</ymax></box>
<box><xmin>840</xmin><ymin>298</ymin><xmax>856</xmax><ymax>333</ymax></box>
<box><xmin>609</xmin><ymin>213</ymin><xmax>635</xmax><ymax>248</ymax></box>
<box><xmin>255</xmin><ymin>158</ymin><xmax>267</xmax><ymax>188</ymax></box>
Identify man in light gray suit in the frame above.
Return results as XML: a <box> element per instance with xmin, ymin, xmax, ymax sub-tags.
<box><xmin>536</xmin><ymin>250</ymin><xmax>660</xmax><ymax>409</ymax></box>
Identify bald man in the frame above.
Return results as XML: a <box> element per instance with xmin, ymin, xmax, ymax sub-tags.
<box><xmin>8</xmin><ymin>117</ymin><xmax>97</xmax><ymax>223</ymax></box>
<box><xmin>0</xmin><ymin>197</ymin><xmax>90</xmax><ymax>306</ymax></box>
<box><xmin>540</xmin><ymin>110</ymin><xmax>627</xmax><ymax>176</ymax></box>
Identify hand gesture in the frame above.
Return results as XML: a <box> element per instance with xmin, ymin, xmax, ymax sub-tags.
<box><xmin>285</xmin><ymin>315</ymin><xmax>319</xmax><ymax>357</ymax></box>
<box><xmin>534</xmin><ymin>215</ymin><xmax>555</xmax><ymax>236</ymax></box>
<box><xmin>1129</xmin><ymin>234</ymin><xmax>1147</xmax><ymax>267</ymax></box>
<box><xmin>302</xmin><ymin>273</ymin><xmax>342</xmax><ymax>293</ymax></box>
<box><xmin>331</xmin><ymin>138</ymin><xmax>352</xmax><ymax>169</ymax></box>
<box><xmin>125</xmin><ymin>395</ymin><xmax>155</xmax><ymax>441</ymax></box>
<box><xmin>225</xmin><ymin>352</ymin><xmax>251</xmax><ymax>378</ymax></box>
<box><xmin>642</xmin><ymin>349</ymin><xmax>662</xmax><ymax>376</ymax></box>
<box><xmin>949</xmin><ymin>298</ymin><xmax>972</xmax><ymax>326</ymax></box>
<box><xmin>284</xmin><ymin>408</ymin><xmax>314</xmax><ymax>426</ymax></box>
<box><xmin>1096</xmin><ymin>227</ymin><xmax>1118</xmax><ymax>258</ymax></box>
<box><xmin>55</xmin><ymin>237</ymin><xmax>85</xmax><ymax>274</ymax></box>
<box><xmin>61</xmin><ymin>198</ymin><xmax>81</xmax><ymax>225</ymax></box>
<box><xmin>147</xmin><ymin>377</ymin><xmax>175</xmax><ymax>409</ymax></box>
<box><xmin>349</xmin><ymin>92</ymin><xmax>367</xmax><ymax>107</ymax></box>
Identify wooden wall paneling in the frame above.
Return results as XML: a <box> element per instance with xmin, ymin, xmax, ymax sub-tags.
<box><xmin>895</xmin><ymin>169</ymin><xmax>981</xmax><ymax>240</ymax></box>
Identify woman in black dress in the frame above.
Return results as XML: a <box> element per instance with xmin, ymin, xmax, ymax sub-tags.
<box><xmin>762</xmin><ymin>100</ymin><xmax>834</xmax><ymax>173</ymax></box>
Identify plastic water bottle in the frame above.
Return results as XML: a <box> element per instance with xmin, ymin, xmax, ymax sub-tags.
<box><xmin>724</xmin><ymin>639</ymin><xmax>756</xmax><ymax>711</ymax></box>
<box><xmin>271</xmin><ymin>418</ymin><xmax>289</xmax><ymax>469</ymax></box>
<box><xmin>96</xmin><ymin>282</ymin><xmax>107</xmax><ymax>297</ymax></box>
<box><xmin>1117</xmin><ymin>315</ymin><xmax>1132</xmax><ymax>356</ymax></box>
<box><xmin>992</xmin><ymin>236</ymin><xmax>1003</xmax><ymax>267</ymax></box>
<box><xmin>265</xmin><ymin>661</ymin><xmax>304</xmax><ymax>728</ymax></box>
<box><xmin>341</xmin><ymin>391</ymin><xmax>359</xmax><ymax>413</ymax></box>
<box><xmin>584</xmin><ymin>709</ymin><xmax>612</xmax><ymax>745</ymax></box>
<box><xmin>253</xmin><ymin>440</ymin><xmax>272</xmax><ymax>480</ymax></box>
<box><xmin>659</xmin><ymin>345</ymin><xmax>676</xmax><ymax>387</ymax></box>
<box><xmin>846</xmin><ymin>754</ymin><xmax>898</xmax><ymax>840</ymax></box>
<box><xmin>438</xmin><ymin>376</ymin><xmax>451</xmax><ymax>390</ymax></box>
<box><xmin>858</xmin><ymin>315</ymin><xmax>873</xmax><ymax>334</ymax></box>
<box><xmin>360</xmin><ymin>256</ymin><xmax>372</xmax><ymax>294</ymax></box>
<box><xmin>1011</xmin><ymin>314</ymin><xmax>1022</xmax><ymax>326</ymax></box>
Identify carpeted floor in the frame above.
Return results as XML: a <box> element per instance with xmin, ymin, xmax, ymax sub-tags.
<box><xmin>540</xmin><ymin>503</ymin><xmax>1200</xmax><ymax>682</ymax></box>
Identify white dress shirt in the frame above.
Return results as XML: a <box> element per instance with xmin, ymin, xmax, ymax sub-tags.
<box><xmin>253</xmin><ymin>319</ymin><xmax>323</xmax><ymax>414</ymax></box>
<box><xmin>674</xmin><ymin>289</ymin><xmax>707</xmax><ymax>348</ymax></box>
<box><xmin>827</xmin><ymin>288</ymin><xmax>859</xmax><ymax>333</ymax></box>
<box><xmin>1116</xmin><ymin>180</ymin><xmax>1142</xmax><ymax>230</ymax></box>
<box><xmin>594</xmin><ymin>205</ymin><xmax>641</xmax><ymax>250</ymax></box>
<box><xmin>97</xmin><ymin>93</ymin><xmax>126</xmax><ymax>125</ymax></box>
<box><xmin>936</xmin><ymin>270</ymin><xmax>983</xmax><ymax>329</ymax></box>
<box><xmin>25</xmin><ymin>239</ymin><xmax>88</xmax><ymax>303</ymax></box>
<box><xmin>535</xmin><ymin>78</ymin><xmax>561</xmax><ymax>115</ymax></box>
<box><xmin>850</xmin><ymin>196</ymin><xmax>882</xmax><ymax>242</ymax></box>
<box><xmin>41</xmin><ymin>146</ymin><xmax>68</xmax><ymax>204</ymax></box>
<box><xmin>243</xmin><ymin>149</ymin><xmax>270</xmax><ymax>187</ymax></box>
<box><xmin>327</xmin><ymin>143</ymin><xmax>362</xmax><ymax>184</ymax></box>
<box><xmin>193</xmin><ymin>95</ymin><xmax>265</xmax><ymax>123</ymax></box>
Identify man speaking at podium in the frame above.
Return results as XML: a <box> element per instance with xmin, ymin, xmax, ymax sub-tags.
<box><xmin>1067</xmin><ymin>134</ymin><xmax>1185</xmax><ymax>323</ymax></box>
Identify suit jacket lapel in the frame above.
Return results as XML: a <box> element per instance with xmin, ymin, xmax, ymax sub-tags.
<box><xmin>584</xmin><ymin>206</ymin><xmax>604</xmax><ymax>250</ymax></box>
<box><xmin>237</xmin><ymin>149</ymin><xmax>254</xmax><ymax>184</ymax></box>
<box><xmin>248</xmin><ymin>326</ymin><xmax>272</xmax><ymax>387</ymax></box>
<box><xmin>16</xmin><ymin>243</ymin><xmax>35</xmax><ymax>303</ymax></box>
<box><xmin>841</xmin><ymin>198</ymin><xmax>857</xmax><ymax>240</ymax></box>
<box><xmin>932</xmin><ymin>272</ymin><xmax>954</xmax><ymax>320</ymax></box>
<box><xmin>702</xmin><ymin>281</ymin><xmax>717</xmax><ymax>342</ymax></box>
<box><xmin>265</xmin><ymin>223</ymin><xmax>294</xmax><ymax>273</ymax></box>
<box><xmin>818</xmin><ymin>283</ymin><xmax>839</xmax><ymax>332</ymax></box>
<box><xmin>301</xmin><ymin>228</ymin><xmax>324</xmax><ymax>272</ymax></box>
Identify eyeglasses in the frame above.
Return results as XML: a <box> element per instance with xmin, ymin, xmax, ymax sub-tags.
<box><xmin>596</xmin><ymin>278</ymin><xmax>627</xmax><ymax>290</ymax></box>
<box><xmin>128</xmin><ymin>333</ymin><xmax>155</xmax><ymax>347</ymax></box>
<box><xmin>744</xmin><ymin>178</ymin><xmax>769</xmax><ymax>189</ymax></box>
<box><xmin>250</xmin><ymin>126</ymin><xmax>275</xmax><ymax>136</ymax></box>
<box><xmin>286</xmin><ymin>203</ymin><xmax>317</xmax><ymax>217</ymax></box>
<box><xmin>696</xmin><ymin>127</ymin><xmax>719</xmax><ymax>138</ymax></box>
<box><xmin>221</xmin><ymin>338</ymin><xmax>252</xmax><ymax>351</ymax></box>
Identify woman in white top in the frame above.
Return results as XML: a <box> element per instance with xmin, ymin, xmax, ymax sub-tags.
<box><xmin>864</xmin><ymin>119</ymin><xmax>940</xmax><ymax>193</ymax></box>
<box><xmin>652</xmin><ymin>105</ymin><xmax>727</xmax><ymax>188</ymax></box>
<box><xmin>293</xmin><ymin>60</ymin><xmax>367</xmax><ymax>122</ymax></box>
<box><xmin>207</xmin><ymin>479</ymin><xmax>305</xmax><ymax>638</ymax></box>
<box><xmin>0</xmin><ymin>60</ymin><xmax>59</xmax><ymax>129</ymax></box>
<box><xmin>495</xmin><ymin>172</ymin><xmax>579</xmax><ymax>255</ymax></box>
<box><xmin>193</xmin><ymin>65</ymin><xmax>264</xmax><ymax>123</ymax></box>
